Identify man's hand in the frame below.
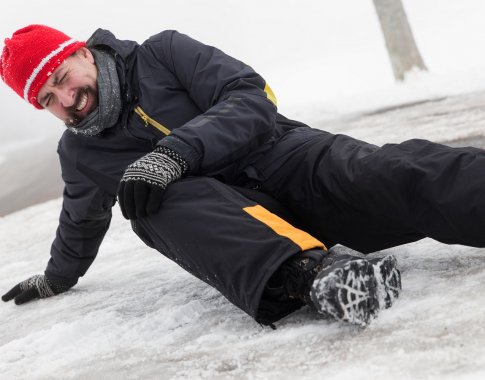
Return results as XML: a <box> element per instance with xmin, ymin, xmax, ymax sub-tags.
<box><xmin>118</xmin><ymin>146</ymin><xmax>188</xmax><ymax>220</ymax></box>
<box><xmin>2</xmin><ymin>275</ymin><xmax>73</xmax><ymax>305</ymax></box>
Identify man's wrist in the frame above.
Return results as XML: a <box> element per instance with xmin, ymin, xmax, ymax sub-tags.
<box><xmin>44</xmin><ymin>275</ymin><xmax>77</xmax><ymax>295</ymax></box>
<box><xmin>154</xmin><ymin>146</ymin><xmax>189</xmax><ymax>175</ymax></box>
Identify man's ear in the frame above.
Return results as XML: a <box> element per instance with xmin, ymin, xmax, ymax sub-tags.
<box><xmin>76</xmin><ymin>47</ymin><xmax>95</xmax><ymax>64</ymax></box>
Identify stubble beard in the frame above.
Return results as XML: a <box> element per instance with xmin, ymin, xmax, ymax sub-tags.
<box><xmin>65</xmin><ymin>86</ymin><xmax>98</xmax><ymax>127</ymax></box>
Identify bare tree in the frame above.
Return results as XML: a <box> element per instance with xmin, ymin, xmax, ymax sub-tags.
<box><xmin>373</xmin><ymin>0</ymin><xmax>427</xmax><ymax>81</ymax></box>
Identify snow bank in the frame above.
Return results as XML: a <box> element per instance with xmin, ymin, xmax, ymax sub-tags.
<box><xmin>2</xmin><ymin>91</ymin><xmax>485</xmax><ymax>379</ymax></box>
<box><xmin>1</xmin><ymin>200</ymin><xmax>485</xmax><ymax>379</ymax></box>
<box><xmin>0</xmin><ymin>136</ymin><xmax>63</xmax><ymax>216</ymax></box>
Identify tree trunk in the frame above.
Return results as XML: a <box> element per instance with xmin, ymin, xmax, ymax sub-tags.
<box><xmin>373</xmin><ymin>0</ymin><xmax>428</xmax><ymax>81</ymax></box>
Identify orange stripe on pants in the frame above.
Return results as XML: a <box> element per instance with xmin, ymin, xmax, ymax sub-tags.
<box><xmin>243</xmin><ymin>205</ymin><xmax>326</xmax><ymax>251</ymax></box>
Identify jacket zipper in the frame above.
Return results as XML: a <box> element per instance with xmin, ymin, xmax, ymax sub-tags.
<box><xmin>134</xmin><ymin>106</ymin><xmax>171</xmax><ymax>136</ymax></box>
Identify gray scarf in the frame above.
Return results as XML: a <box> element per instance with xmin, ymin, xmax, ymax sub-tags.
<box><xmin>66</xmin><ymin>49</ymin><xmax>122</xmax><ymax>136</ymax></box>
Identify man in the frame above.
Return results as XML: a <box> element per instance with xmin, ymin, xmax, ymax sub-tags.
<box><xmin>1</xmin><ymin>25</ymin><xmax>482</xmax><ymax>328</ymax></box>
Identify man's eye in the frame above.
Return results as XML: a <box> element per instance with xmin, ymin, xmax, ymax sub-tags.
<box><xmin>59</xmin><ymin>73</ymin><xmax>67</xmax><ymax>84</ymax></box>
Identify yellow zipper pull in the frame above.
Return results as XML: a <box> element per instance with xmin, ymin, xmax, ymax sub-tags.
<box><xmin>134</xmin><ymin>105</ymin><xmax>171</xmax><ymax>136</ymax></box>
<box><xmin>135</xmin><ymin>106</ymin><xmax>148</xmax><ymax>127</ymax></box>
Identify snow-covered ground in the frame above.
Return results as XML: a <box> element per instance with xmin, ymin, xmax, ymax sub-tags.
<box><xmin>2</xmin><ymin>0</ymin><xmax>485</xmax><ymax>379</ymax></box>
<box><xmin>2</xmin><ymin>97</ymin><xmax>485</xmax><ymax>379</ymax></box>
<box><xmin>2</xmin><ymin>168</ymin><xmax>485</xmax><ymax>380</ymax></box>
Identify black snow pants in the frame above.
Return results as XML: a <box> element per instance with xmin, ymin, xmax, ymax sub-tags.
<box><xmin>132</xmin><ymin>176</ymin><xmax>325</xmax><ymax>325</ymax></box>
<box><xmin>133</xmin><ymin>126</ymin><xmax>485</xmax><ymax>324</ymax></box>
<box><xmin>248</xmin><ymin>127</ymin><xmax>485</xmax><ymax>253</ymax></box>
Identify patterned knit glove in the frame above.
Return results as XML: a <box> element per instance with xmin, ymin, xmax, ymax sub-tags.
<box><xmin>2</xmin><ymin>275</ymin><xmax>73</xmax><ymax>305</ymax></box>
<box><xmin>118</xmin><ymin>146</ymin><xmax>188</xmax><ymax>219</ymax></box>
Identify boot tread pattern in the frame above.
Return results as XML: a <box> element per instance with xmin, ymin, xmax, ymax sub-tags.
<box><xmin>311</xmin><ymin>255</ymin><xmax>401</xmax><ymax>326</ymax></box>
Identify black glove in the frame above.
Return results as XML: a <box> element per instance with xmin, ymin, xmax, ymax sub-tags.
<box><xmin>118</xmin><ymin>146</ymin><xmax>188</xmax><ymax>220</ymax></box>
<box><xmin>2</xmin><ymin>275</ymin><xmax>73</xmax><ymax>305</ymax></box>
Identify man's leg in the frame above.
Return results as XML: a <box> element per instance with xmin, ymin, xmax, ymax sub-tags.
<box><xmin>132</xmin><ymin>176</ymin><xmax>324</xmax><ymax>325</ymax></box>
<box><xmin>132</xmin><ymin>176</ymin><xmax>400</xmax><ymax>326</ymax></box>
<box><xmin>265</xmin><ymin>248</ymin><xmax>401</xmax><ymax>326</ymax></box>
<box><xmin>255</xmin><ymin>127</ymin><xmax>485</xmax><ymax>253</ymax></box>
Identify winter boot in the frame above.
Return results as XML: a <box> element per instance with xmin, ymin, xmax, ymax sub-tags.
<box><xmin>267</xmin><ymin>250</ymin><xmax>328</xmax><ymax>306</ymax></box>
<box><xmin>273</xmin><ymin>249</ymin><xmax>401</xmax><ymax>326</ymax></box>
<box><xmin>310</xmin><ymin>252</ymin><xmax>401</xmax><ymax>326</ymax></box>
<box><xmin>367</xmin><ymin>255</ymin><xmax>402</xmax><ymax>309</ymax></box>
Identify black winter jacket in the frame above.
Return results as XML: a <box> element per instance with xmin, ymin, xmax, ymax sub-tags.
<box><xmin>45</xmin><ymin>29</ymin><xmax>302</xmax><ymax>284</ymax></box>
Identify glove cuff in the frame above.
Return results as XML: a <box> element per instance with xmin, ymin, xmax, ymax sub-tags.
<box><xmin>20</xmin><ymin>275</ymin><xmax>56</xmax><ymax>298</ymax></box>
<box><xmin>45</xmin><ymin>276</ymin><xmax>75</xmax><ymax>295</ymax></box>
<box><xmin>154</xmin><ymin>146</ymin><xmax>189</xmax><ymax>175</ymax></box>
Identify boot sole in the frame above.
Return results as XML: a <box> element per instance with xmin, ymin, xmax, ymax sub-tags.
<box><xmin>370</xmin><ymin>255</ymin><xmax>402</xmax><ymax>309</ymax></box>
<box><xmin>310</xmin><ymin>255</ymin><xmax>401</xmax><ymax>326</ymax></box>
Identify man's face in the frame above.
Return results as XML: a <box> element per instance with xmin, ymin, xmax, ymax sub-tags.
<box><xmin>37</xmin><ymin>47</ymin><xmax>98</xmax><ymax>127</ymax></box>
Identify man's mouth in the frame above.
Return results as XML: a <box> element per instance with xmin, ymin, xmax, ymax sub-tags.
<box><xmin>76</xmin><ymin>91</ymin><xmax>88</xmax><ymax>112</ymax></box>
<box><xmin>65</xmin><ymin>87</ymin><xmax>98</xmax><ymax>127</ymax></box>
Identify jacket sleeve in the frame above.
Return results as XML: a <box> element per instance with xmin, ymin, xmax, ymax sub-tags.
<box><xmin>44</xmin><ymin>141</ymin><xmax>114</xmax><ymax>285</ymax></box>
<box><xmin>141</xmin><ymin>30</ymin><xmax>278</xmax><ymax>173</ymax></box>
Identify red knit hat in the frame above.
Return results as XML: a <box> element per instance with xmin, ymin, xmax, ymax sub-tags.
<box><xmin>0</xmin><ymin>25</ymin><xmax>85</xmax><ymax>109</ymax></box>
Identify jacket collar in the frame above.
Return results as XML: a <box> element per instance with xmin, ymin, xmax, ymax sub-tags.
<box><xmin>85</xmin><ymin>29</ymin><xmax>139</xmax><ymax>107</ymax></box>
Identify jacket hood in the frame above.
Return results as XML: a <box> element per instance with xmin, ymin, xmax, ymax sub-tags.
<box><xmin>85</xmin><ymin>28</ymin><xmax>140</xmax><ymax>113</ymax></box>
<box><xmin>86</xmin><ymin>29</ymin><xmax>139</xmax><ymax>60</ymax></box>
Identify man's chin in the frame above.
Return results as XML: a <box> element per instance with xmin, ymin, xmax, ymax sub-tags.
<box><xmin>65</xmin><ymin>107</ymin><xmax>98</xmax><ymax>128</ymax></box>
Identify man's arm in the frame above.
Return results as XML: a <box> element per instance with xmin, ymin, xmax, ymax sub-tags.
<box><xmin>117</xmin><ymin>30</ymin><xmax>279</xmax><ymax>219</ymax></box>
<box><xmin>2</xmin><ymin>139</ymin><xmax>114</xmax><ymax>304</ymax></box>
<box><xmin>140</xmin><ymin>30</ymin><xmax>278</xmax><ymax>174</ymax></box>
<box><xmin>46</xmin><ymin>139</ymin><xmax>114</xmax><ymax>284</ymax></box>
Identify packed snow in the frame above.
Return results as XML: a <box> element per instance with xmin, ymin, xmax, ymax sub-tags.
<box><xmin>2</xmin><ymin>1</ymin><xmax>485</xmax><ymax>379</ymax></box>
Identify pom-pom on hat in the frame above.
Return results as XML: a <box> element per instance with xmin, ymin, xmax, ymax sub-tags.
<box><xmin>0</xmin><ymin>25</ymin><xmax>85</xmax><ymax>109</ymax></box>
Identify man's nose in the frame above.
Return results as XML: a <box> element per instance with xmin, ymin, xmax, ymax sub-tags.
<box><xmin>56</xmin><ymin>88</ymin><xmax>76</xmax><ymax>108</ymax></box>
